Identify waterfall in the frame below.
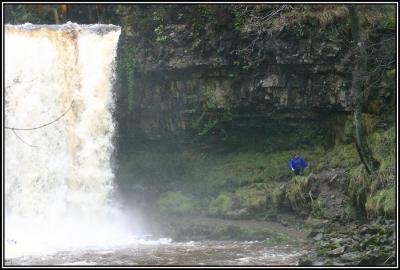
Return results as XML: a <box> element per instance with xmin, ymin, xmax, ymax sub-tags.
<box><xmin>4</xmin><ymin>22</ymin><xmax>131</xmax><ymax>257</ymax></box>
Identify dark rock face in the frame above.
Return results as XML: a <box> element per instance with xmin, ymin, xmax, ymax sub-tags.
<box><xmin>116</xmin><ymin>7</ymin><xmax>394</xmax><ymax>142</ymax></box>
<box><xmin>125</xmin><ymin>25</ymin><xmax>353</xmax><ymax>139</ymax></box>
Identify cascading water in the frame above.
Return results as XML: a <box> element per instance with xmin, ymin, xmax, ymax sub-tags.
<box><xmin>4</xmin><ymin>22</ymin><xmax>138</xmax><ymax>258</ymax></box>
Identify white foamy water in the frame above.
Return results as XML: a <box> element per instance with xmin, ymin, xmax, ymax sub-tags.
<box><xmin>3</xmin><ymin>22</ymin><xmax>145</xmax><ymax>258</ymax></box>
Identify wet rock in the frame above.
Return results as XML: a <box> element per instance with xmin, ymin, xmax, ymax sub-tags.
<box><xmin>307</xmin><ymin>229</ymin><xmax>322</xmax><ymax>238</ymax></box>
<box><xmin>298</xmin><ymin>256</ymin><xmax>313</xmax><ymax>266</ymax></box>
<box><xmin>313</xmin><ymin>233</ymin><xmax>323</xmax><ymax>241</ymax></box>
<box><xmin>372</xmin><ymin>216</ymin><xmax>383</xmax><ymax>224</ymax></box>
<box><xmin>340</xmin><ymin>251</ymin><xmax>363</xmax><ymax>262</ymax></box>
<box><xmin>360</xmin><ymin>226</ymin><xmax>379</xmax><ymax>235</ymax></box>
<box><xmin>319</xmin><ymin>241</ymin><xmax>330</xmax><ymax>248</ymax></box>
<box><xmin>332</xmin><ymin>238</ymin><xmax>344</xmax><ymax>245</ymax></box>
<box><xmin>327</xmin><ymin>246</ymin><xmax>345</xmax><ymax>256</ymax></box>
<box><xmin>305</xmin><ymin>217</ymin><xmax>329</xmax><ymax>229</ymax></box>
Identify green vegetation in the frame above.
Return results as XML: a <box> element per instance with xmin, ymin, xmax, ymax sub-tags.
<box><xmin>235</xmin><ymin>184</ymin><xmax>268</xmax><ymax>213</ymax></box>
<box><xmin>157</xmin><ymin>191</ymin><xmax>195</xmax><ymax>216</ymax></box>
<box><xmin>316</xmin><ymin>143</ymin><xmax>361</xmax><ymax>170</ymax></box>
<box><xmin>118</xmin><ymin>45</ymin><xmax>136</xmax><ymax>113</ymax></box>
<box><xmin>119</xmin><ymin>112</ymin><xmax>395</xmax><ymax>224</ymax></box>
<box><xmin>348</xmin><ymin>165</ymin><xmax>370</xmax><ymax>209</ymax></box>
<box><xmin>208</xmin><ymin>192</ymin><xmax>234</xmax><ymax>217</ymax></box>
<box><xmin>285</xmin><ymin>176</ymin><xmax>309</xmax><ymax>211</ymax></box>
<box><xmin>311</xmin><ymin>198</ymin><xmax>327</xmax><ymax>218</ymax></box>
<box><xmin>153</xmin><ymin>10</ymin><xmax>169</xmax><ymax>42</ymax></box>
<box><xmin>365</xmin><ymin>185</ymin><xmax>395</xmax><ymax>218</ymax></box>
<box><xmin>232</xmin><ymin>8</ymin><xmax>245</xmax><ymax>31</ymax></box>
<box><xmin>205</xmin><ymin>151</ymin><xmax>292</xmax><ymax>192</ymax></box>
<box><xmin>343</xmin><ymin>202</ymin><xmax>359</xmax><ymax>221</ymax></box>
<box><xmin>270</xmin><ymin>184</ymin><xmax>286</xmax><ymax>210</ymax></box>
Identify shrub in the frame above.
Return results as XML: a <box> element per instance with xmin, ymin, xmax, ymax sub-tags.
<box><xmin>208</xmin><ymin>192</ymin><xmax>233</xmax><ymax>217</ymax></box>
<box><xmin>157</xmin><ymin>191</ymin><xmax>195</xmax><ymax>216</ymax></box>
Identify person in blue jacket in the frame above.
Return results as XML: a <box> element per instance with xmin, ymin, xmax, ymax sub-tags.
<box><xmin>289</xmin><ymin>153</ymin><xmax>308</xmax><ymax>176</ymax></box>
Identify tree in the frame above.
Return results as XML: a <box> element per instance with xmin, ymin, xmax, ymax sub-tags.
<box><xmin>347</xmin><ymin>4</ymin><xmax>380</xmax><ymax>174</ymax></box>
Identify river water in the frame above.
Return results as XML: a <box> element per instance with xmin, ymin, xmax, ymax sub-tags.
<box><xmin>6</xmin><ymin>239</ymin><xmax>306</xmax><ymax>266</ymax></box>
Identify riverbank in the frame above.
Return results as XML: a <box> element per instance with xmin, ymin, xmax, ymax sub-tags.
<box><xmin>116</xmin><ymin>117</ymin><xmax>395</xmax><ymax>266</ymax></box>
<box><xmin>299</xmin><ymin>217</ymin><xmax>396</xmax><ymax>266</ymax></box>
<box><xmin>148</xmin><ymin>216</ymin><xmax>310</xmax><ymax>244</ymax></box>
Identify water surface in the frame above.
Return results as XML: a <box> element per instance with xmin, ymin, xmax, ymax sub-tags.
<box><xmin>6</xmin><ymin>240</ymin><xmax>307</xmax><ymax>266</ymax></box>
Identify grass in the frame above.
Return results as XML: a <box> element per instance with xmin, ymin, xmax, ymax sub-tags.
<box><xmin>365</xmin><ymin>185</ymin><xmax>395</xmax><ymax>218</ymax></box>
<box><xmin>118</xmin><ymin>113</ymin><xmax>395</xmax><ymax>222</ymax></box>
<box><xmin>285</xmin><ymin>176</ymin><xmax>309</xmax><ymax>211</ymax></box>
<box><xmin>346</xmin><ymin>125</ymin><xmax>396</xmax><ymax>218</ymax></box>
<box><xmin>205</xmin><ymin>147</ymin><xmax>325</xmax><ymax>194</ymax></box>
<box><xmin>270</xmin><ymin>183</ymin><xmax>286</xmax><ymax>210</ymax></box>
<box><xmin>156</xmin><ymin>191</ymin><xmax>195</xmax><ymax>216</ymax></box>
<box><xmin>234</xmin><ymin>183</ymin><xmax>268</xmax><ymax>213</ymax></box>
<box><xmin>205</xmin><ymin>151</ymin><xmax>292</xmax><ymax>193</ymax></box>
<box><xmin>347</xmin><ymin>165</ymin><xmax>370</xmax><ymax>208</ymax></box>
<box><xmin>311</xmin><ymin>198</ymin><xmax>327</xmax><ymax>218</ymax></box>
<box><xmin>315</xmin><ymin>143</ymin><xmax>361</xmax><ymax>171</ymax></box>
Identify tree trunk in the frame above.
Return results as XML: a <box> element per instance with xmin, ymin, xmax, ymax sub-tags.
<box><xmin>348</xmin><ymin>4</ymin><xmax>380</xmax><ymax>174</ymax></box>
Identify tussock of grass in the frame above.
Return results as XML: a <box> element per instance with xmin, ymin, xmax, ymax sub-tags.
<box><xmin>369</xmin><ymin>127</ymin><xmax>395</xmax><ymax>173</ymax></box>
<box><xmin>365</xmin><ymin>185</ymin><xmax>395</xmax><ymax>218</ymax></box>
<box><xmin>311</xmin><ymin>198</ymin><xmax>327</xmax><ymax>218</ymax></box>
<box><xmin>285</xmin><ymin>176</ymin><xmax>309</xmax><ymax>211</ymax></box>
<box><xmin>347</xmin><ymin>165</ymin><xmax>370</xmax><ymax>208</ymax></box>
<box><xmin>270</xmin><ymin>184</ymin><xmax>286</xmax><ymax>209</ymax></box>
<box><xmin>346</xmin><ymin>124</ymin><xmax>396</xmax><ymax>216</ymax></box>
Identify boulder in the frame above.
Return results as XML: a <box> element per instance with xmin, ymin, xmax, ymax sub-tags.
<box><xmin>327</xmin><ymin>246</ymin><xmax>345</xmax><ymax>256</ymax></box>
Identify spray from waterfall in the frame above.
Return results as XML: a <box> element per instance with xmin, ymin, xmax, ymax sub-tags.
<box><xmin>4</xmin><ymin>22</ymin><xmax>141</xmax><ymax>258</ymax></box>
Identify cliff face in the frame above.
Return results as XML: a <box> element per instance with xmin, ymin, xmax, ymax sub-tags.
<box><xmin>115</xmin><ymin>5</ymin><xmax>395</xmax><ymax>144</ymax></box>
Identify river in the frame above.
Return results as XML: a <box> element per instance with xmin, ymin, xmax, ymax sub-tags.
<box><xmin>6</xmin><ymin>239</ymin><xmax>307</xmax><ymax>266</ymax></box>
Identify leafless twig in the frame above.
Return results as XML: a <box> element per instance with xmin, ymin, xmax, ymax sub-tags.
<box><xmin>5</xmin><ymin>100</ymin><xmax>75</xmax><ymax>131</ymax></box>
<box><xmin>11</xmin><ymin>129</ymin><xmax>39</xmax><ymax>148</ymax></box>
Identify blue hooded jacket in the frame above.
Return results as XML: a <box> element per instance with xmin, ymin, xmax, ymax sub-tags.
<box><xmin>289</xmin><ymin>155</ymin><xmax>308</xmax><ymax>170</ymax></box>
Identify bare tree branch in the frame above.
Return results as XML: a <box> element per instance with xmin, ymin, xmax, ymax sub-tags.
<box><xmin>11</xmin><ymin>129</ymin><xmax>39</xmax><ymax>148</ymax></box>
<box><xmin>5</xmin><ymin>100</ymin><xmax>75</xmax><ymax>131</ymax></box>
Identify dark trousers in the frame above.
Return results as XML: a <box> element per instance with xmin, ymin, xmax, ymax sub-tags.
<box><xmin>294</xmin><ymin>167</ymin><xmax>305</xmax><ymax>176</ymax></box>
